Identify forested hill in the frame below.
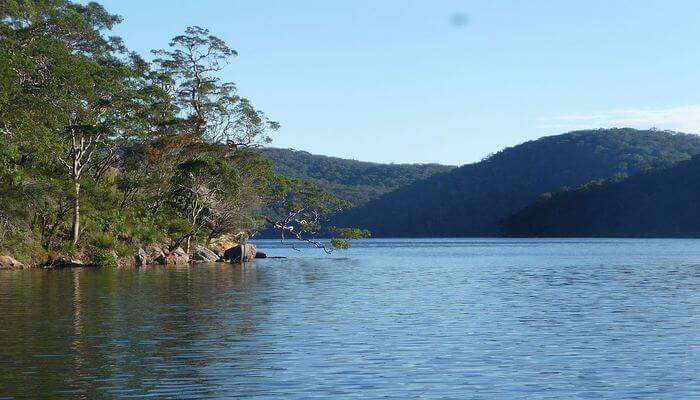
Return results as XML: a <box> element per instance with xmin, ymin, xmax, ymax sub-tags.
<box><xmin>503</xmin><ymin>155</ymin><xmax>700</xmax><ymax>237</ymax></box>
<box><xmin>331</xmin><ymin>128</ymin><xmax>700</xmax><ymax>237</ymax></box>
<box><xmin>260</xmin><ymin>148</ymin><xmax>455</xmax><ymax>206</ymax></box>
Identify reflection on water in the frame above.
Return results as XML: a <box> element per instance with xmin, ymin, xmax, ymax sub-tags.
<box><xmin>0</xmin><ymin>264</ymin><xmax>269</xmax><ymax>398</ymax></box>
<box><xmin>0</xmin><ymin>239</ymin><xmax>699</xmax><ymax>399</ymax></box>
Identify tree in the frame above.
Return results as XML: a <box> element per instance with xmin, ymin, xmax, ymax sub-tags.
<box><xmin>152</xmin><ymin>26</ymin><xmax>278</xmax><ymax>152</ymax></box>
<box><xmin>264</xmin><ymin>177</ymin><xmax>370</xmax><ymax>252</ymax></box>
<box><xmin>1</xmin><ymin>0</ymin><xmax>133</xmax><ymax>245</ymax></box>
<box><xmin>0</xmin><ymin>1</ymin><xmax>367</xmax><ymax>265</ymax></box>
<box><xmin>171</xmin><ymin>155</ymin><xmax>241</xmax><ymax>252</ymax></box>
<box><xmin>152</xmin><ymin>27</ymin><xmax>283</xmax><ymax>250</ymax></box>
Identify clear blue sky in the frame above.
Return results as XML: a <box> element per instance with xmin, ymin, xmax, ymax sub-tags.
<box><xmin>91</xmin><ymin>0</ymin><xmax>700</xmax><ymax>165</ymax></box>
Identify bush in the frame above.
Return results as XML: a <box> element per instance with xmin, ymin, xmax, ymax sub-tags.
<box><xmin>114</xmin><ymin>242</ymin><xmax>134</xmax><ymax>258</ymax></box>
<box><xmin>3</xmin><ymin>234</ymin><xmax>47</xmax><ymax>266</ymax></box>
<box><xmin>59</xmin><ymin>241</ymin><xmax>79</xmax><ymax>257</ymax></box>
<box><xmin>92</xmin><ymin>249</ymin><xmax>118</xmax><ymax>268</ymax></box>
<box><xmin>136</xmin><ymin>225</ymin><xmax>162</xmax><ymax>245</ymax></box>
<box><xmin>93</xmin><ymin>232</ymin><xmax>116</xmax><ymax>250</ymax></box>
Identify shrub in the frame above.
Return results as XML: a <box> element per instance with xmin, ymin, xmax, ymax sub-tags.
<box><xmin>92</xmin><ymin>249</ymin><xmax>118</xmax><ymax>268</ymax></box>
<box><xmin>59</xmin><ymin>241</ymin><xmax>79</xmax><ymax>258</ymax></box>
<box><xmin>93</xmin><ymin>232</ymin><xmax>117</xmax><ymax>250</ymax></box>
<box><xmin>114</xmin><ymin>242</ymin><xmax>133</xmax><ymax>258</ymax></box>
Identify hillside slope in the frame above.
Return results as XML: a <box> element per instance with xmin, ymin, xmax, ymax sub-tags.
<box><xmin>502</xmin><ymin>155</ymin><xmax>700</xmax><ymax>237</ymax></box>
<box><xmin>260</xmin><ymin>148</ymin><xmax>455</xmax><ymax>206</ymax></box>
<box><xmin>331</xmin><ymin>129</ymin><xmax>700</xmax><ymax>237</ymax></box>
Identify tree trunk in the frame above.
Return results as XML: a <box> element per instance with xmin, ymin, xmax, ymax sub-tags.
<box><xmin>72</xmin><ymin>182</ymin><xmax>80</xmax><ymax>246</ymax></box>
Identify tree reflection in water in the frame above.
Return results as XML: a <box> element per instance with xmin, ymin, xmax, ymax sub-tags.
<box><xmin>0</xmin><ymin>263</ymin><xmax>272</xmax><ymax>399</ymax></box>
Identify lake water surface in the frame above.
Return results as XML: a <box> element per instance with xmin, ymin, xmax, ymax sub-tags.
<box><xmin>1</xmin><ymin>238</ymin><xmax>699</xmax><ymax>399</ymax></box>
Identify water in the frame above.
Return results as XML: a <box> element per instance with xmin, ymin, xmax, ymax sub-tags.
<box><xmin>0</xmin><ymin>238</ymin><xmax>699</xmax><ymax>399</ymax></box>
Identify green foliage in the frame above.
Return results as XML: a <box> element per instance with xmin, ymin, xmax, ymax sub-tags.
<box><xmin>0</xmin><ymin>138</ymin><xmax>22</xmax><ymax>185</ymax></box>
<box><xmin>330</xmin><ymin>238</ymin><xmax>350</xmax><ymax>250</ymax></box>
<box><xmin>0</xmin><ymin>230</ymin><xmax>46</xmax><ymax>265</ymax></box>
<box><xmin>260</xmin><ymin>148</ymin><xmax>454</xmax><ymax>206</ymax></box>
<box><xmin>92</xmin><ymin>249</ymin><xmax>118</xmax><ymax>268</ymax></box>
<box><xmin>335</xmin><ymin>228</ymin><xmax>372</xmax><ymax>239</ymax></box>
<box><xmin>93</xmin><ymin>232</ymin><xmax>116</xmax><ymax>250</ymax></box>
<box><xmin>176</xmin><ymin>155</ymin><xmax>241</xmax><ymax>190</ymax></box>
<box><xmin>167</xmin><ymin>219</ymin><xmax>192</xmax><ymax>238</ymax></box>
<box><xmin>332</xmin><ymin>128</ymin><xmax>700</xmax><ymax>237</ymax></box>
<box><xmin>262</xmin><ymin>176</ymin><xmax>367</xmax><ymax>245</ymax></box>
<box><xmin>133</xmin><ymin>222</ymin><xmax>164</xmax><ymax>246</ymax></box>
<box><xmin>0</xmin><ymin>0</ymin><xmax>362</xmax><ymax>263</ymax></box>
<box><xmin>330</xmin><ymin>228</ymin><xmax>371</xmax><ymax>249</ymax></box>
<box><xmin>58</xmin><ymin>241</ymin><xmax>78</xmax><ymax>258</ymax></box>
<box><xmin>503</xmin><ymin>155</ymin><xmax>700</xmax><ymax>237</ymax></box>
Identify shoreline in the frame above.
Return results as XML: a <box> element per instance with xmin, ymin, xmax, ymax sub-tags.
<box><xmin>0</xmin><ymin>240</ymin><xmax>267</xmax><ymax>271</ymax></box>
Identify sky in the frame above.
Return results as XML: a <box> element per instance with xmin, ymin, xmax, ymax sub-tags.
<box><xmin>88</xmin><ymin>0</ymin><xmax>700</xmax><ymax>165</ymax></box>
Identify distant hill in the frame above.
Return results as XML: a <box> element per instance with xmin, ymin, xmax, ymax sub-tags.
<box><xmin>502</xmin><ymin>155</ymin><xmax>700</xmax><ymax>237</ymax></box>
<box><xmin>259</xmin><ymin>147</ymin><xmax>455</xmax><ymax>206</ymax></box>
<box><xmin>331</xmin><ymin>128</ymin><xmax>700</xmax><ymax>237</ymax></box>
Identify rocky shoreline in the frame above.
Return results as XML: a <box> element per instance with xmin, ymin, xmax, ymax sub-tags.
<box><xmin>0</xmin><ymin>235</ymin><xmax>268</xmax><ymax>270</ymax></box>
<box><xmin>132</xmin><ymin>243</ymin><xmax>266</xmax><ymax>267</ymax></box>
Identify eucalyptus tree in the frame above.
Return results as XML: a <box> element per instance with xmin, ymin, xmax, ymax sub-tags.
<box><xmin>1</xmin><ymin>1</ymin><xmax>115</xmax><ymax>244</ymax></box>
<box><xmin>151</xmin><ymin>27</ymin><xmax>281</xmax><ymax>244</ymax></box>
<box><xmin>0</xmin><ymin>1</ymin><xmax>367</xmax><ymax>260</ymax></box>
<box><xmin>1</xmin><ymin>1</ymin><xmax>161</xmax><ymax>246</ymax></box>
<box><xmin>152</xmin><ymin>26</ymin><xmax>278</xmax><ymax>152</ymax></box>
<box><xmin>171</xmin><ymin>155</ymin><xmax>242</xmax><ymax>252</ymax></box>
<box><xmin>264</xmin><ymin>177</ymin><xmax>371</xmax><ymax>252</ymax></box>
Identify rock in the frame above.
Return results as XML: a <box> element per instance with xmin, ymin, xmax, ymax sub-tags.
<box><xmin>134</xmin><ymin>247</ymin><xmax>149</xmax><ymax>266</ymax></box>
<box><xmin>192</xmin><ymin>245</ymin><xmax>220</xmax><ymax>263</ymax></box>
<box><xmin>43</xmin><ymin>257</ymin><xmax>86</xmax><ymax>269</ymax></box>
<box><xmin>224</xmin><ymin>244</ymin><xmax>257</xmax><ymax>263</ymax></box>
<box><xmin>0</xmin><ymin>255</ymin><xmax>24</xmax><ymax>270</ymax></box>
<box><xmin>171</xmin><ymin>247</ymin><xmax>190</xmax><ymax>264</ymax></box>
<box><xmin>146</xmin><ymin>244</ymin><xmax>167</xmax><ymax>264</ymax></box>
<box><xmin>155</xmin><ymin>246</ymin><xmax>189</xmax><ymax>265</ymax></box>
<box><xmin>254</xmin><ymin>251</ymin><xmax>267</xmax><ymax>259</ymax></box>
<box><xmin>209</xmin><ymin>234</ymin><xmax>239</xmax><ymax>257</ymax></box>
<box><xmin>154</xmin><ymin>253</ymin><xmax>166</xmax><ymax>265</ymax></box>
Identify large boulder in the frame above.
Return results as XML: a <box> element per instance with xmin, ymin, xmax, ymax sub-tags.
<box><xmin>134</xmin><ymin>247</ymin><xmax>149</xmax><ymax>266</ymax></box>
<box><xmin>192</xmin><ymin>245</ymin><xmax>220</xmax><ymax>263</ymax></box>
<box><xmin>0</xmin><ymin>255</ymin><xmax>24</xmax><ymax>270</ymax></box>
<box><xmin>149</xmin><ymin>244</ymin><xmax>167</xmax><ymax>261</ymax></box>
<box><xmin>43</xmin><ymin>257</ymin><xmax>86</xmax><ymax>269</ymax></box>
<box><xmin>254</xmin><ymin>251</ymin><xmax>267</xmax><ymax>259</ymax></box>
<box><xmin>134</xmin><ymin>245</ymin><xmax>169</xmax><ymax>266</ymax></box>
<box><xmin>224</xmin><ymin>244</ymin><xmax>257</xmax><ymax>263</ymax></box>
<box><xmin>209</xmin><ymin>234</ymin><xmax>239</xmax><ymax>257</ymax></box>
<box><xmin>155</xmin><ymin>246</ymin><xmax>189</xmax><ymax>265</ymax></box>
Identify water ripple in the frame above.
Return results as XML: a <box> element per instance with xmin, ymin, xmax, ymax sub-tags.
<box><xmin>0</xmin><ymin>238</ymin><xmax>699</xmax><ymax>398</ymax></box>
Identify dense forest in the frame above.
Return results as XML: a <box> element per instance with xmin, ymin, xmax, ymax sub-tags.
<box><xmin>502</xmin><ymin>155</ymin><xmax>700</xmax><ymax>237</ymax></box>
<box><xmin>0</xmin><ymin>0</ymin><xmax>365</xmax><ymax>267</ymax></box>
<box><xmin>331</xmin><ymin>129</ymin><xmax>700</xmax><ymax>237</ymax></box>
<box><xmin>261</xmin><ymin>148</ymin><xmax>454</xmax><ymax>206</ymax></box>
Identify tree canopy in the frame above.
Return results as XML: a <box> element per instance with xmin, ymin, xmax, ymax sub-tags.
<box><xmin>502</xmin><ymin>155</ymin><xmax>700</xmax><ymax>237</ymax></box>
<box><xmin>260</xmin><ymin>147</ymin><xmax>454</xmax><ymax>206</ymax></box>
<box><xmin>0</xmin><ymin>0</ymin><xmax>362</xmax><ymax>265</ymax></box>
<box><xmin>331</xmin><ymin>128</ymin><xmax>700</xmax><ymax>237</ymax></box>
